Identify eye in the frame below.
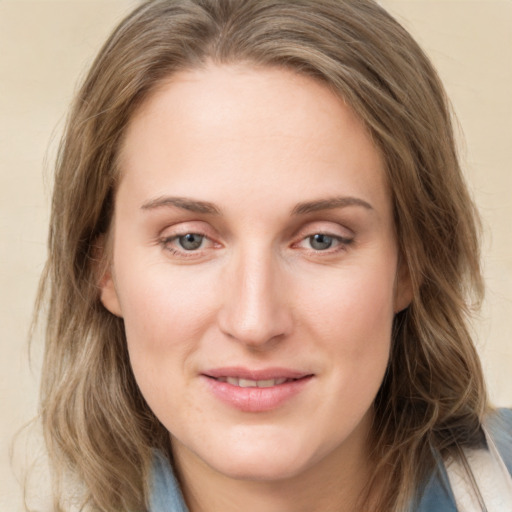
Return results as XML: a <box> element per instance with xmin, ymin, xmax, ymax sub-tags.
<box><xmin>159</xmin><ymin>231</ymin><xmax>216</xmax><ymax>257</ymax></box>
<box><xmin>177</xmin><ymin>233</ymin><xmax>205</xmax><ymax>251</ymax></box>
<box><xmin>294</xmin><ymin>230</ymin><xmax>353</xmax><ymax>254</ymax></box>
<box><xmin>308</xmin><ymin>234</ymin><xmax>335</xmax><ymax>251</ymax></box>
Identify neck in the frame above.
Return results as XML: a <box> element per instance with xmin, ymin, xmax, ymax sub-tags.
<box><xmin>171</xmin><ymin>414</ymin><xmax>377</xmax><ymax>512</ymax></box>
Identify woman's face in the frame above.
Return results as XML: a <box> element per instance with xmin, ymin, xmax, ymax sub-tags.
<box><xmin>101</xmin><ymin>65</ymin><xmax>411</xmax><ymax>483</ymax></box>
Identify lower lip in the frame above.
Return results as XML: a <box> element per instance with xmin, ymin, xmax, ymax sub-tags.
<box><xmin>202</xmin><ymin>375</ymin><xmax>313</xmax><ymax>412</ymax></box>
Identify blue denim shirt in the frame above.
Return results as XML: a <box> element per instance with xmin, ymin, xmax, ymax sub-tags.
<box><xmin>149</xmin><ymin>409</ymin><xmax>512</xmax><ymax>512</ymax></box>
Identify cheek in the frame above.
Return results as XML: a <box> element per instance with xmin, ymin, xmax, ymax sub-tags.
<box><xmin>113</xmin><ymin>261</ymin><xmax>218</xmax><ymax>388</ymax></box>
<box><xmin>116</xmin><ymin>275</ymin><xmax>212</xmax><ymax>422</ymax></box>
<box><xmin>300</xmin><ymin>263</ymin><xmax>396</xmax><ymax>342</ymax></box>
<box><xmin>116</xmin><ymin>255</ymin><xmax>214</xmax><ymax>337</ymax></box>
<box><xmin>297</xmin><ymin>263</ymin><xmax>395</xmax><ymax>391</ymax></box>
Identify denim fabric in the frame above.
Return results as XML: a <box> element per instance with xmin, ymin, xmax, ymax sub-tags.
<box><xmin>486</xmin><ymin>408</ymin><xmax>512</xmax><ymax>476</ymax></box>
<box><xmin>149</xmin><ymin>409</ymin><xmax>512</xmax><ymax>511</ymax></box>
<box><xmin>414</xmin><ymin>408</ymin><xmax>512</xmax><ymax>511</ymax></box>
<box><xmin>149</xmin><ymin>451</ymin><xmax>188</xmax><ymax>512</ymax></box>
<box><xmin>414</xmin><ymin>457</ymin><xmax>458</xmax><ymax>512</ymax></box>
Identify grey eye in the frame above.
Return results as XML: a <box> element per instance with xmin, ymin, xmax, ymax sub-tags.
<box><xmin>178</xmin><ymin>233</ymin><xmax>204</xmax><ymax>250</ymax></box>
<box><xmin>309</xmin><ymin>234</ymin><xmax>333</xmax><ymax>250</ymax></box>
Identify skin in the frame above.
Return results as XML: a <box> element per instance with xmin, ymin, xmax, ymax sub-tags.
<box><xmin>100</xmin><ymin>64</ymin><xmax>412</xmax><ymax>512</ymax></box>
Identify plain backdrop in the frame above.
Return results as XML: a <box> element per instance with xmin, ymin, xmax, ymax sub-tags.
<box><xmin>1</xmin><ymin>1</ymin><xmax>511</xmax><ymax>510</ymax></box>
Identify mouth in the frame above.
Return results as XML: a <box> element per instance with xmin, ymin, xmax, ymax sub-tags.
<box><xmin>203</xmin><ymin>367</ymin><xmax>313</xmax><ymax>385</ymax></box>
<box><xmin>206</xmin><ymin>376</ymin><xmax>302</xmax><ymax>388</ymax></box>
<box><xmin>201</xmin><ymin>367</ymin><xmax>314</xmax><ymax>412</ymax></box>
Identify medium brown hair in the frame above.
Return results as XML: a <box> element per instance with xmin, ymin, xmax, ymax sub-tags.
<box><xmin>37</xmin><ymin>0</ymin><xmax>487</xmax><ymax>510</ymax></box>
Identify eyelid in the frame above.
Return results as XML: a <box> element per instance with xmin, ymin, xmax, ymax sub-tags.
<box><xmin>158</xmin><ymin>219</ymin><xmax>213</xmax><ymax>236</ymax></box>
<box><xmin>156</xmin><ymin>221</ymin><xmax>355</xmax><ymax>259</ymax></box>
<box><xmin>293</xmin><ymin>221</ymin><xmax>354</xmax><ymax>241</ymax></box>
<box><xmin>291</xmin><ymin>221</ymin><xmax>355</xmax><ymax>254</ymax></box>
<box><xmin>157</xmin><ymin>221</ymin><xmax>222</xmax><ymax>258</ymax></box>
<box><xmin>294</xmin><ymin>233</ymin><xmax>353</xmax><ymax>252</ymax></box>
<box><xmin>159</xmin><ymin>234</ymin><xmax>220</xmax><ymax>261</ymax></box>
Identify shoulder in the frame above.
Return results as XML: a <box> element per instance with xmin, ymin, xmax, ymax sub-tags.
<box><xmin>414</xmin><ymin>454</ymin><xmax>458</xmax><ymax>512</ymax></box>
<box><xmin>484</xmin><ymin>407</ymin><xmax>512</xmax><ymax>474</ymax></box>
<box><xmin>415</xmin><ymin>408</ymin><xmax>512</xmax><ymax>511</ymax></box>
<box><xmin>149</xmin><ymin>450</ymin><xmax>189</xmax><ymax>512</ymax></box>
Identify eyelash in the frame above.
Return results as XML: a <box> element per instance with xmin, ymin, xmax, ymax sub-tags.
<box><xmin>159</xmin><ymin>231</ymin><xmax>354</xmax><ymax>259</ymax></box>
<box><xmin>159</xmin><ymin>233</ymin><xmax>215</xmax><ymax>259</ymax></box>
<box><xmin>295</xmin><ymin>233</ymin><xmax>354</xmax><ymax>253</ymax></box>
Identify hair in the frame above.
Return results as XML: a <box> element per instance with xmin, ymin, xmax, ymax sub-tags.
<box><xmin>35</xmin><ymin>0</ymin><xmax>488</xmax><ymax>510</ymax></box>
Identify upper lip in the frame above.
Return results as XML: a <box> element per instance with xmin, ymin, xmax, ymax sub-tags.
<box><xmin>203</xmin><ymin>367</ymin><xmax>313</xmax><ymax>381</ymax></box>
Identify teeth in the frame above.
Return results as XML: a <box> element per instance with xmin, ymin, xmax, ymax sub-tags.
<box><xmin>239</xmin><ymin>378</ymin><xmax>257</xmax><ymax>388</ymax></box>
<box><xmin>269</xmin><ymin>378</ymin><xmax>288</xmax><ymax>386</ymax></box>
<box><xmin>223</xmin><ymin>377</ymin><xmax>290</xmax><ymax>388</ymax></box>
<box><xmin>226</xmin><ymin>377</ymin><xmax>241</xmax><ymax>386</ymax></box>
<box><xmin>257</xmin><ymin>379</ymin><xmax>277</xmax><ymax>388</ymax></box>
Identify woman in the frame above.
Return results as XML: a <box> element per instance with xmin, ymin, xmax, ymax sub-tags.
<box><xmin>36</xmin><ymin>0</ymin><xmax>512</xmax><ymax>511</ymax></box>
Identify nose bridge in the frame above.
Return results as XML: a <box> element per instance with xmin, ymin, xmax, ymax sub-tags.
<box><xmin>219</xmin><ymin>242</ymin><xmax>291</xmax><ymax>347</ymax></box>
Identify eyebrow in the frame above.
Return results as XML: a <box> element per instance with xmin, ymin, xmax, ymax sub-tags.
<box><xmin>291</xmin><ymin>196</ymin><xmax>373</xmax><ymax>215</ymax></box>
<box><xmin>140</xmin><ymin>195</ymin><xmax>373</xmax><ymax>216</ymax></box>
<box><xmin>141</xmin><ymin>196</ymin><xmax>221</xmax><ymax>215</ymax></box>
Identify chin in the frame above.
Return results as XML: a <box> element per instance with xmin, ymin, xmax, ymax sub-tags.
<box><xmin>198</xmin><ymin>431</ymin><xmax>320</xmax><ymax>482</ymax></box>
<box><xmin>209</xmin><ymin>453</ymin><xmax>310</xmax><ymax>482</ymax></box>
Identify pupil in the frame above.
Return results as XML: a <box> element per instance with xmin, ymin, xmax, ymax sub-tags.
<box><xmin>310</xmin><ymin>234</ymin><xmax>332</xmax><ymax>250</ymax></box>
<box><xmin>179</xmin><ymin>233</ymin><xmax>203</xmax><ymax>250</ymax></box>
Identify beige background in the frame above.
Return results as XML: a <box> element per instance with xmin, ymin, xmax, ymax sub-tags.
<box><xmin>1</xmin><ymin>0</ymin><xmax>511</xmax><ymax>509</ymax></box>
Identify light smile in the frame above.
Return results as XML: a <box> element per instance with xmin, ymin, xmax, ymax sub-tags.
<box><xmin>211</xmin><ymin>377</ymin><xmax>294</xmax><ymax>388</ymax></box>
<box><xmin>202</xmin><ymin>369</ymin><xmax>314</xmax><ymax>412</ymax></box>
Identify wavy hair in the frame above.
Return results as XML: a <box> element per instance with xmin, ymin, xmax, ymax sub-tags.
<box><xmin>36</xmin><ymin>0</ymin><xmax>487</xmax><ymax>510</ymax></box>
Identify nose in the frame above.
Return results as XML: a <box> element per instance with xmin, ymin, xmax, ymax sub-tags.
<box><xmin>217</xmin><ymin>247</ymin><xmax>293</xmax><ymax>350</ymax></box>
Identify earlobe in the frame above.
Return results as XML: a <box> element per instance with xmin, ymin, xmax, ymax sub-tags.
<box><xmin>99</xmin><ymin>268</ymin><xmax>123</xmax><ymax>317</ymax></box>
<box><xmin>95</xmin><ymin>236</ymin><xmax>123</xmax><ymax>317</ymax></box>
<box><xmin>394</xmin><ymin>258</ymin><xmax>413</xmax><ymax>314</ymax></box>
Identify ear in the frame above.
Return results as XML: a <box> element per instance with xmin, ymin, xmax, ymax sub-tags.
<box><xmin>95</xmin><ymin>236</ymin><xmax>123</xmax><ymax>317</ymax></box>
<box><xmin>99</xmin><ymin>266</ymin><xmax>123</xmax><ymax>317</ymax></box>
<box><xmin>394</xmin><ymin>256</ymin><xmax>413</xmax><ymax>314</ymax></box>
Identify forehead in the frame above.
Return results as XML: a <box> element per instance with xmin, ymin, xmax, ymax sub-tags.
<box><xmin>116</xmin><ymin>64</ymin><xmax>390</xmax><ymax>220</ymax></box>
